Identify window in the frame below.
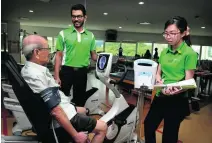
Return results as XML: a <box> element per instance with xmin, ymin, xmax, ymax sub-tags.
<box><xmin>191</xmin><ymin>45</ymin><xmax>201</xmax><ymax>56</ymax></box>
<box><xmin>153</xmin><ymin>43</ymin><xmax>168</xmax><ymax>57</ymax></box>
<box><xmin>47</xmin><ymin>37</ymin><xmax>53</xmax><ymax>53</ymax></box>
<box><xmin>105</xmin><ymin>42</ymin><xmax>120</xmax><ymax>55</ymax></box>
<box><xmin>95</xmin><ymin>40</ymin><xmax>104</xmax><ymax>53</ymax></box>
<box><xmin>201</xmin><ymin>46</ymin><xmax>212</xmax><ymax>60</ymax></box>
<box><xmin>121</xmin><ymin>43</ymin><xmax>136</xmax><ymax>56</ymax></box>
<box><xmin>137</xmin><ymin>43</ymin><xmax>152</xmax><ymax>57</ymax></box>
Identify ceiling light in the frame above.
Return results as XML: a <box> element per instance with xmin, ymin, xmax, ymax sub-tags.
<box><xmin>103</xmin><ymin>13</ymin><xmax>108</xmax><ymax>15</ymax></box>
<box><xmin>19</xmin><ymin>17</ymin><xmax>30</xmax><ymax>20</ymax></box>
<box><xmin>139</xmin><ymin>22</ymin><xmax>151</xmax><ymax>25</ymax></box>
<box><xmin>29</xmin><ymin>10</ymin><xmax>34</xmax><ymax>13</ymax></box>
<box><xmin>201</xmin><ymin>26</ymin><xmax>205</xmax><ymax>29</ymax></box>
<box><xmin>138</xmin><ymin>2</ymin><xmax>144</xmax><ymax>5</ymax></box>
<box><xmin>119</xmin><ymin>27</ymin><xmax>122</xmax><ymax>29</ymax></box>
<box><xmin>68</xmin><ymin>24</ymin><xmax>72</xmax><ymax>26</ymax></box>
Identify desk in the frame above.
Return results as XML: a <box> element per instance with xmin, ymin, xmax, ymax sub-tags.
<box><xmin>110</xmin><ymin>72</ymin><xmax>134</xmax><ymax>85</ymax></box>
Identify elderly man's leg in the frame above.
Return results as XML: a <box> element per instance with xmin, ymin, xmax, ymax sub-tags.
<box><xmin>71</xmin><ymin>114</ymin><xmax>107</xmax><ymax>143</ymax></box>
<box><xmin>91</xmin><ymin>120</ymin><xmax>107</xmax><ymax>143</ymax></box>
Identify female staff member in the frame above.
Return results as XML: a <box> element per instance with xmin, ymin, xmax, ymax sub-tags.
<box><xmin>144</xmin><ymin>16</ymin><xmax>198</xmax><ymax>143</ymax></box>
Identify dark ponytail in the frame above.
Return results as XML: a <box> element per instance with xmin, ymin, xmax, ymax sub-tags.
<box><xmin>164</xmin><ymin>16</ymin><xmax>192</xmax><ymax>47</ymax></box>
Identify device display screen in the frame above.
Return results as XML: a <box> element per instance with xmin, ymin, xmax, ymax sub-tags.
<box><xmin>97</xmin><ymin>54</ymin><xmax>110</xmax><ymax>71</ymax></box>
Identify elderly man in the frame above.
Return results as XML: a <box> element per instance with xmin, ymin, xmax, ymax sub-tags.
<box><xmin>21</xmin><ymin>35</ymin><xmax>107</xmax><ymax>143</ymax></box>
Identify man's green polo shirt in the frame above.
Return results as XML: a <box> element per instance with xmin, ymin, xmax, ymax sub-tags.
<box><xmin>156</xmin><ymin>41</ymin><xmax>198</xmax><ymax>96</ymax></box>
<box><xmin>56</xmin><ymin>26</ymin><xmax>96</xmax><ymax>67</ymax></box>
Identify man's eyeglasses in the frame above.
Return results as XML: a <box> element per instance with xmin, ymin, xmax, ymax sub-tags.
<box><xmin>37</xmin><ymin>47</ymin><xmax>51</xmax><ymax>51</ymax></box>
<box><xmin>71</xmin><ymin>15</ymin><xmax>84</xmax><ymax>19</ymax></box>
<box><xmin>162</xmin><ymin>32</ymin><xmax>180</xmax><ymax>38</ymax></box>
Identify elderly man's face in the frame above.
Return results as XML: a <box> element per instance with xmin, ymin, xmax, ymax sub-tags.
<box><xmin>35</xmin><ymin>40</ymin><xmax>50</xmax><ymax>65</ymax></box>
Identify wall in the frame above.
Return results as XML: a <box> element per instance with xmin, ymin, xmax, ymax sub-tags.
<box><xmin>21</xmin><ymin>25</ymin><xmax>212</xmax><ymax>46</ymax></box>
<box><xmin>2</xmin><ymin>21</ymin><xmax>21</xmax><ymax>63</ymax></box>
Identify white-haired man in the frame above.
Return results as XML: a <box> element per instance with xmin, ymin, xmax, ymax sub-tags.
<box><xmin>21</xmin><ymin>35</ymin><xmax>107</xmax><ymax>143</ymax></box>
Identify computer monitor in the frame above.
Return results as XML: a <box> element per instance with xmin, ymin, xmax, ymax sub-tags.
<box><xmin>96</xmin><ymin>53</ymin><xmax>113</xmax><ymax>78</ymax></box>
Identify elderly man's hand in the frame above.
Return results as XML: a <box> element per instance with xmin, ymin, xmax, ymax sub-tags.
<box><xmin>73</xmin><ymin>132</ymin><xmax>88</xmax><ymax>143</ymax></box>
<box><xmin>54</xmin><ymin>76</ymin><xmax>61</xmax><ymax>86</ymax></box>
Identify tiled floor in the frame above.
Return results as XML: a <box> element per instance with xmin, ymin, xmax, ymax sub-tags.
<box><xmin>1</xmin><ymin>72</ymin><xmax>212</xmax><ymax>143</ymax></box>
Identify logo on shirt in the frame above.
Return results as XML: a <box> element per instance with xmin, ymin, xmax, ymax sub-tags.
<box><xmin>168</xmin><ymin>59</ymin><xmax>180</xmax><ymax>63</ymax></box>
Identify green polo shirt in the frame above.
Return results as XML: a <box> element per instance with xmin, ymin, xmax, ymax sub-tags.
<box><xmin>56</xmin><ymin>26</ymin><xmax>96</xmax><ymax>67</ymax></box>
<box><xmin>156</xmin><ymin>41</ymin><xmax>198</xmax><ymax>96</ymax></box>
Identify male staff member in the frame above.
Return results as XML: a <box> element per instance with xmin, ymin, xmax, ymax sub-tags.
<box><xmin>21</xmin><ymin>35</ymin><xmax>107</xmax><ymax>143</ymax></box>
<box><xmin>54</xmin><ymin>4</ymin><xmax>97</xmax><ymax>106</ymax></box>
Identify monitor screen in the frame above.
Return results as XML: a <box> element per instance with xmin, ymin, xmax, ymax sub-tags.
<box><xmin>97</xmin><ymin>54</ymin><xmax>110</xmax><ymax>71</ymax></box>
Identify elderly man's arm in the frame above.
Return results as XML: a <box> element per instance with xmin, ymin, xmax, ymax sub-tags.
<box><xmin>51</xmin><ymin>106</ymin><xmax>78</xmax><ymax>136</ymax></box>
<box><xmin>21</xmin><ymin>75</ymin><xmax>87</xmax><ymax>142</ymax></box>
<box><xmin>51</xmin><ymin>106</ymin><xmax>89</xmax><ymax>142</ymax></box>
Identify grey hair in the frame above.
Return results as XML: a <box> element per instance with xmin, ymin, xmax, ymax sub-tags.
<box><xmin>22</xmin><ymin>43</ymin><xmax>42</xmax><ymax>61</ymax></box>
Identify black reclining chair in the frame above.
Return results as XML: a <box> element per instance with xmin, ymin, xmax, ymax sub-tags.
<box><xmin>2</xmin><ymin>52</ymin><xmax>22</xmax><ymax>73</ymax></box>
<box><xmin>2</xmin><ymin>54</ymin><xmax>73</xmax><ymax>143</ymax></box>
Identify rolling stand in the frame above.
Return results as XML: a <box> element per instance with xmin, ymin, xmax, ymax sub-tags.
<box><xmin>132</xmin><ymin>59</ymin><xmax>158</xmax><ymax>143</ymax></box>
<box><xmin>134</xmin><ymin>85</ymin><xmax>148</xmax><ymax>143</ymax></box>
